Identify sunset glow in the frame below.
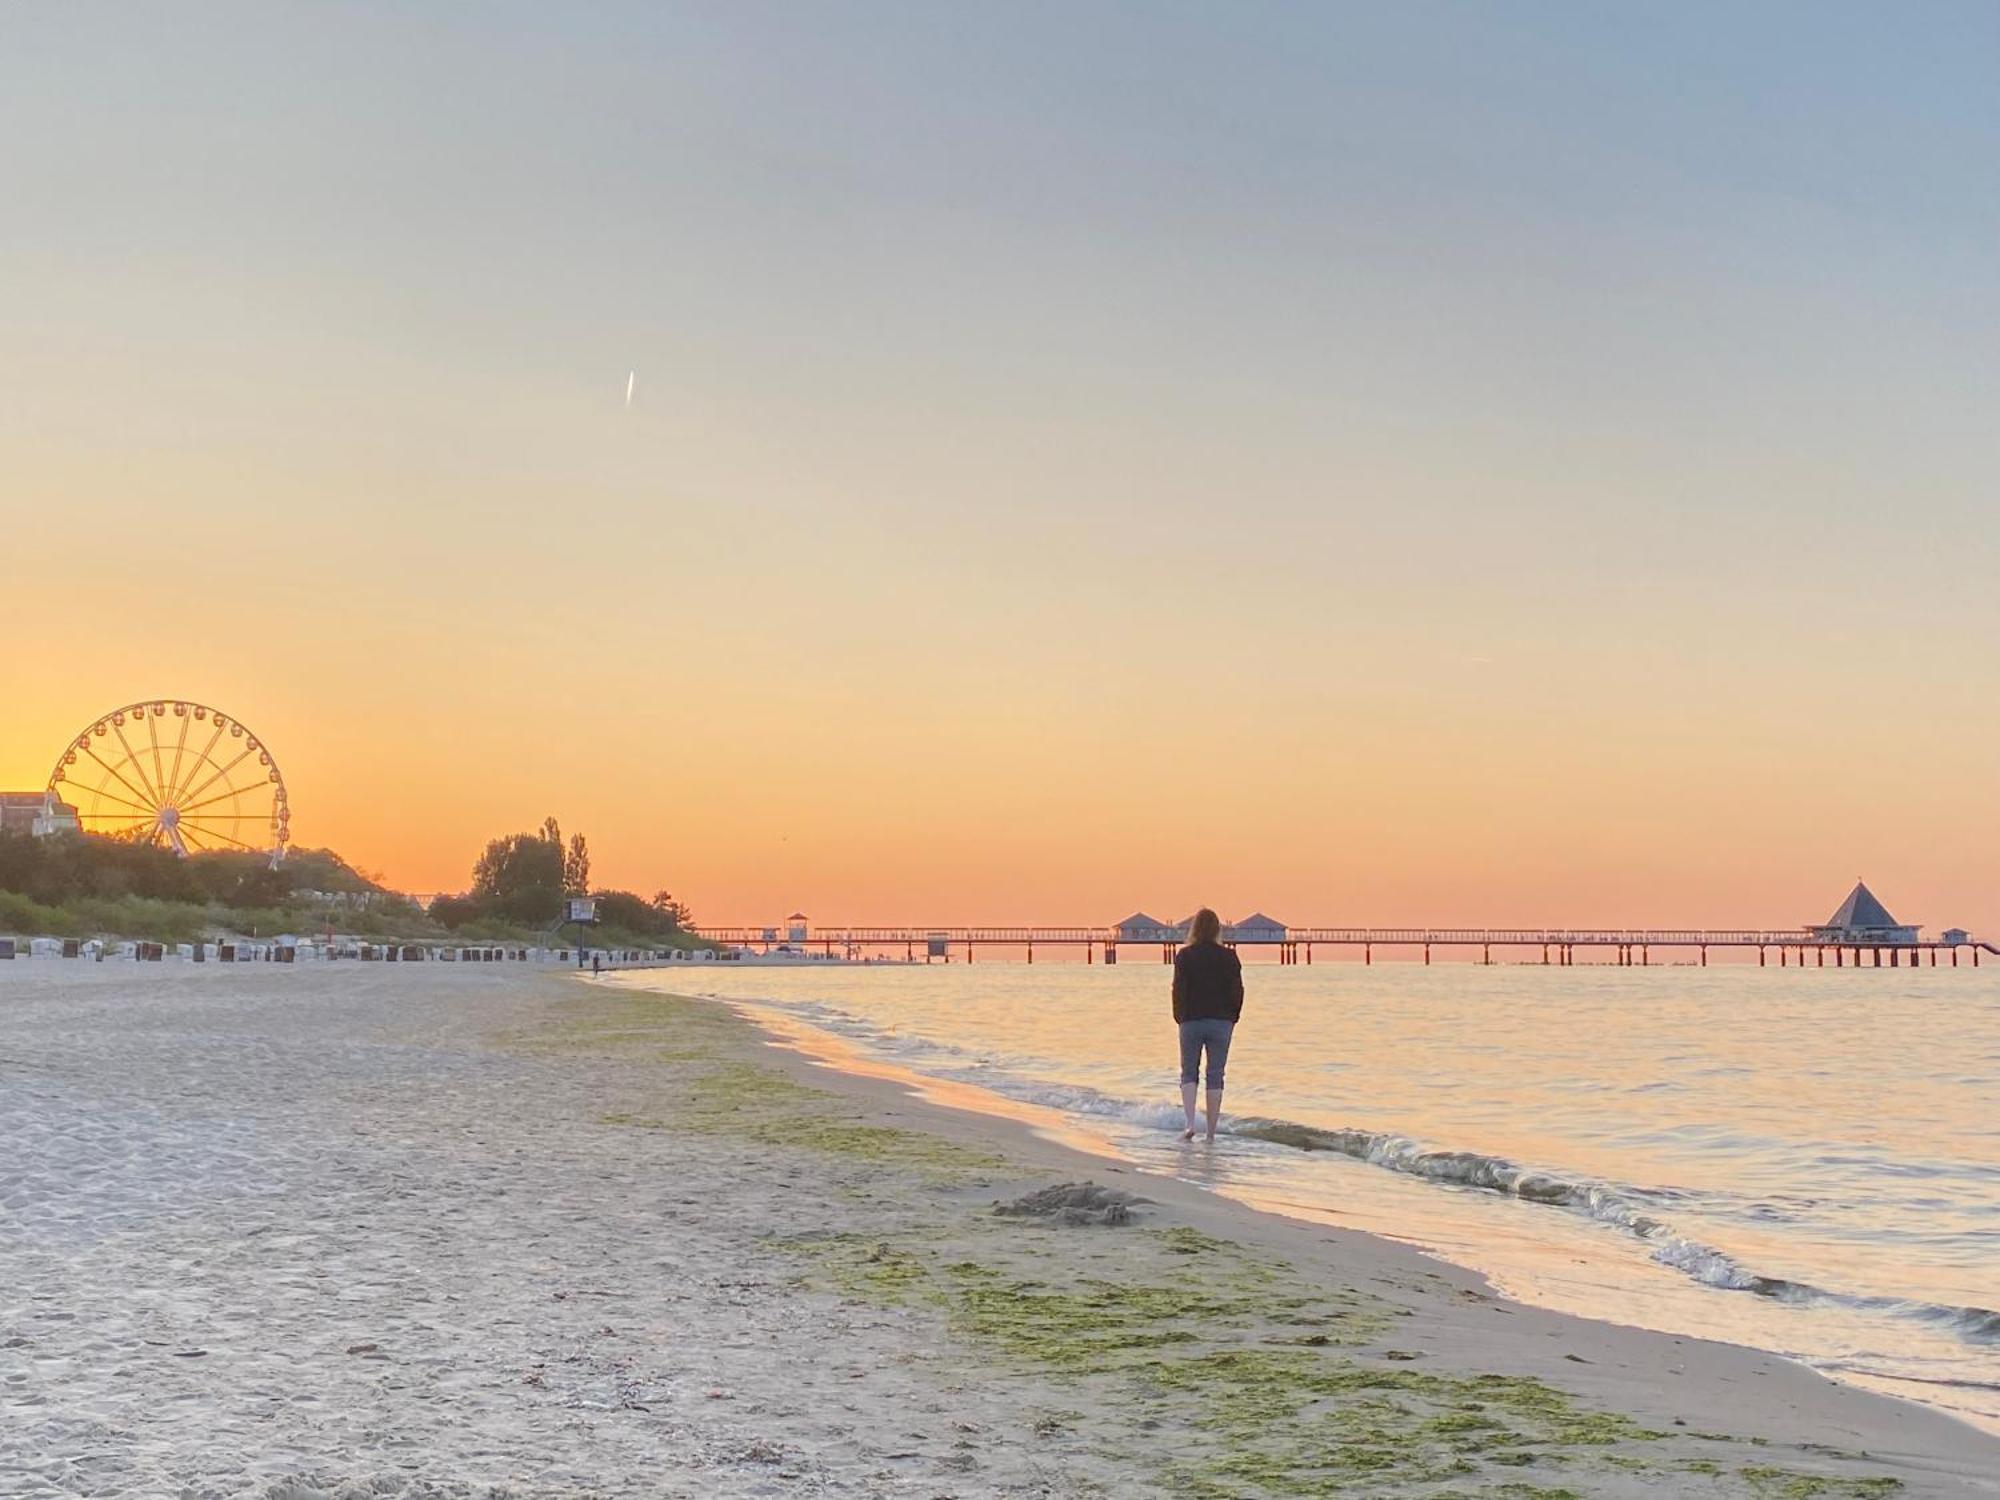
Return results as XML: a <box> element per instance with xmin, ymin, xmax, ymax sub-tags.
<box><xmin>4</xmin><ymin>5</ymin><xmax>1994</xmax><ymax>930</ymax></box>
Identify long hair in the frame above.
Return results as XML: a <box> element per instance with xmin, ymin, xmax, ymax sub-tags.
<box><xmin>1187</xmin><ymin>908</ymin><xmax>1222</xmax><ymax>945</ymax></box>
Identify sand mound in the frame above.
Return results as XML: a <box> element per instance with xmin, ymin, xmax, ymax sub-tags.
<box><xmin>991</xmin><ymin>1181</ymin><xmax>1147</xmax><ymax>1226</ymax></box>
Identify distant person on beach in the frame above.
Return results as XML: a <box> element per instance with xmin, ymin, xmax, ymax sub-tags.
<box><xmin>592</xmin><ymin>953</ymin><xmax>602</xmax><ymax>976</ymax></box>
<box><xmin>1172</xmin><ymin>908</ymin><xmax>1242</xmax><ymax>1143</ymax></box>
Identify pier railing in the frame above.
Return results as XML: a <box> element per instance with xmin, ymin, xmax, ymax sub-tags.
<box><xmin>689</xmin><ymin>924</ymin><xmax>1992</xmax><ymax>966</ymax></box>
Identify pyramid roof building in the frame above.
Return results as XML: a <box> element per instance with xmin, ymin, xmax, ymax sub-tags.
<box><xmin>1826</xmin><ymin>882</ymin><xmax>1898</xmax><ymax>931</ymax></box>
<box><xmin>1810</xmin><ymin>881</ymin><xmax>1919</xmax><ymax>941</ymax></box>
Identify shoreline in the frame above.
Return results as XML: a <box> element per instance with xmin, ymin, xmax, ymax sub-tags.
<box><xmin>629</xmin><ymin>962</ymin><xmax>2000</xmax><ymax>1438</ymax></box>
<box><xmin>626</xmin><ymin>975</ymin><xmax>2000</xmax><ymax>1489</ymax></box>
<box><xmin>5</xmin><ymin>962</ymin><xmax>1995</xmax><ymax>1498</ymax></box>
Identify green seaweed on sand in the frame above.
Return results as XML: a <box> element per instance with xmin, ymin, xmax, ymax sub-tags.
<box><xmin>604</xmin><ymin>1059</ymin><xmax>1007</xmax><ymax>1177</ymax></box>
<box><xmin>503</xmin><ymin>990</ymin><xmax>740</xmax><ymax>1060</ymax></box>
<box><xmin>687</xmin><ymin>1062</ymin><xmax>1005</xmax><ymax>1172</ymax></box>
<box><xmin>1739</xmin><ymin>1469</ymin><xmax>1902</xmax><ymax>1499</ymax></box>
<box><xmin>1142</xmin><ymin>1347</ymin><xmax>1668</xmax><ymax>1495</ymax></box>
<box><xmin>520</xmin><ymin>990</ymin><xmax>1007</xmax><ymax>1176</ymax></box>
<box><xmin>784</xmin><ymin>1232</ymin><xmax>933</xmax><ymax>1296</ymax></box>
<box><xmin>1156</xmin><ymin>1226</ymin><xmax>1240</xmax><ymax>1256</ymax></box>
<box><xmin>781</xmin><ymin>1229</ymin><xmax>1692</xmax><ymax>1496</ymax></box>
<box><xmin>942</xmin><ymin>1262</ymin><xmax>1265</xmax><ymax>1370</ymax></box>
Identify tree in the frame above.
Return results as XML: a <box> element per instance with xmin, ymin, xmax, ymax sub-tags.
<box><xmin>650</xmin><ymin>889</ymin><xmax>693</xmax><ymax>931</ymax></box>
<box><xmin>470</xmin><ymin>831</ymin><xmax>566</xmax><ymax>923</ymax></box>
<box><xmin>428</xmin><ymin>893</ymin><xmax>482</xmax><ymax>930</ymax></box>
<box><xmin>540</xmin><ymin>816</ymin><xmax>562</xmax><ymax>851</ymax></box>
<box><xmin>564</xmin><ymin>833</ymin><xmax>590</xmax><ymax>896</ymax></box>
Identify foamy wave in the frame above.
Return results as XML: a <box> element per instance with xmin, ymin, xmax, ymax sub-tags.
<box><xmin>1229</xmin><ymin>1116</ymin><xmax>2000</xmax><ymax>1346</ymax></box>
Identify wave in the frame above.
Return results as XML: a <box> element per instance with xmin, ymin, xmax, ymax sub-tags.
<box><xmin>1226</xmin><ymin>1117</ymin><xmax>2000</xmax><ymax>1346</ymax></box>
<box><xmin>717</xmin><ymin>989</ymin><xmax>2000</xmax><ymax>1352</ymax></box>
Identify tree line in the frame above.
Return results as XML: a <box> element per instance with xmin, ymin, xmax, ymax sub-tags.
<box><xmin>427</xmin><ymin>817</ymin><xmax>695</xmax><ymax>938</ymax></box>
<box><xmin>0</xmin><ymin>830</ymin><xmax>388</xmax><ymax>910</ymax></box>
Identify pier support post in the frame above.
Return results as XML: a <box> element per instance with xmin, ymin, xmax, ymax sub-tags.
<box><xmin>1758</xmin><ymin>946</ymin><xmax>1765</xmax><ymax>967</ymax></box>
<box><xmin>1364</xmin><ymin>943</ymin><xmax>1371</xmax><ymax>966</ymax></box>
<box><xmin>1026</xmin><ymin>939</ymin><xmax>1032</xmax><ymax>964</ymax></box>
<box><xmin>1306</xmin><ymin>943</ymin><xmax>1312</xmax><ymax>965</ymax></box>
<box><xmin>1423</xmin><ymin>943</ymin><xmax>1431</xmax><ymax>965</ymax></box>
<box><xmin>1482</xmin><ymin>943</ymin><xmax>1491</xmax><ymax>966</ymax></box>
<box><xmin>1700</xmin><ymin>945</ymin><xmax>1707</xmax><ymax>966</ymax></box>
<box><xmin>1952</xmin><ymin>946</ymin><xmax>1958</xmax><ymax>967</ymax></box>
<box><xmin>1642</xmin><ymin>945</ymin><xmax>1649</xmax><ymax>966</ymax></box>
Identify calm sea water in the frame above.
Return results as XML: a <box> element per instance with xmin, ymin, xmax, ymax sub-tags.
<box><xmin>628</xmin><ymin>960</ymin><xmax>2000</xmax><ymax>1432</ymax></box>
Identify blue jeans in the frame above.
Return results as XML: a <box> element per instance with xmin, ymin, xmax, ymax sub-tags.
<box><xmin>1178</xmin><ymin>1019</ymin><xmax>1235</xmax><ymax>1090</ymax></box>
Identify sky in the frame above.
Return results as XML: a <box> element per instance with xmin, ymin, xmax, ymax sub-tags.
<box><xmin>3</xmin><ymin>3</ymin><xmax>1996</xmax><ymax>929</ymax></box>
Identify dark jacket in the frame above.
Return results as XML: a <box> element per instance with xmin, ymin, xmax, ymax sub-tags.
<box><xmin>1172</xmin><ymin>941</ymin><xmax>1244</xmax><ymax>1024</ymax></box>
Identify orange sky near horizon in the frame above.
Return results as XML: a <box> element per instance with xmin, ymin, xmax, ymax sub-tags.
<box><xmin>3</xmin><ymin>7</ymin><xmax>1995</xmax><ymax>933</ymax></box>
<box><xmin>1</xmin><ymin>656</ymin><xmax>1991</xmax><ymax>934</ymax></box>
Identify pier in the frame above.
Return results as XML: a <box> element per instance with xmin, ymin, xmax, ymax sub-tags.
<box><xmin>691</xmin><ymin>924</ymin><xmax>1996</xmax><ymax>967</ymax></box>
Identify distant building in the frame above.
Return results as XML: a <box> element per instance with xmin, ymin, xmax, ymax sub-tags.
<box><xmin>1807</xmin><ymin>881</ymin><xmax>1920</xmax><ymax>945</ymax></box>
<box><xmin>1112</xmin><ymin>911</ymin><xmax>1177</xmax><ymax>943</ymax></box>
<box><xmin>786</xmin><ymin>911</ymin><xmax>809</xmax><ymax>943</ymax></box>
<box><xmin>1225</xmin><ymin>912</ymin><xmax>1288</xmax><ymax>944</ymax></box>
<box><xmin>1942</xmin><ymin>928</ymin><xmax>1969</xmax><ymax>947</ymax></box>
<box><xmin>0</xmin><ymin>792</ymin><xmax>77</xmax><ymax>837</ymax></box>
<box><xmin>0</xmin><ymin>794</ymin><xmax>42</xmax><ymax>834</ymax></box>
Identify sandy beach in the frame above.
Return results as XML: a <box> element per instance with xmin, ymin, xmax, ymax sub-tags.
<box><xmin>3</xmin><ymin>963</ymin><xmax>1995</xmax><ymax>1498</ymax></box>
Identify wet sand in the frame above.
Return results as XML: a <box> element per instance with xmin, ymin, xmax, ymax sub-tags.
<box><xmin>2</xmin><ymin>962</ymin><xmax>1994</xmax><ymax>1497</ymax></box>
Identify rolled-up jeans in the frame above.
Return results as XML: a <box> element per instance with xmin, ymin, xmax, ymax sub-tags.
<box><xmin>1178</xmin><ymin>1018</ymin><xmax>1235</xmax><ymax>1090</ymax></box>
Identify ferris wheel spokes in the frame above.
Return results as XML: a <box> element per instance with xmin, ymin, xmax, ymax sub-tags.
<box><xmin>48</xmin><ymin>700</ymin><xmax>290</xmax><ymax>864</ymax></box>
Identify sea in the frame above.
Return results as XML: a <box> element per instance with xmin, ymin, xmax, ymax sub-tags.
<box><xmin>624</xmin><ymin>958</ymin><xmax>2000</xmax><ymax>1433</ymax></box>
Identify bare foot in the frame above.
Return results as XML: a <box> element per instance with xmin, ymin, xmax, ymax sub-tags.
<box><xmin>1204</xmin><ymin>1130</ymin><xmax>1217</xmax><ymax>1144</ymax></box>
<box><xmin>1180</xmin><ymin>1127</ymin><xmax>1197</xmax><ymax>1141</ymax></box>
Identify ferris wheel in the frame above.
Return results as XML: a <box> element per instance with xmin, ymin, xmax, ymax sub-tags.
<box><xmin>47</xmin><ymin>700</ymin><xmax>291</xmax><ymax>863</ymax></box>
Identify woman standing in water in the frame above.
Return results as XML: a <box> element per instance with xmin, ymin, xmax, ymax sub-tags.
<box><xmin>1172</xmin><ymin>908</ymin><xmax>1242</xmax><ymax>1142</ymax></box>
